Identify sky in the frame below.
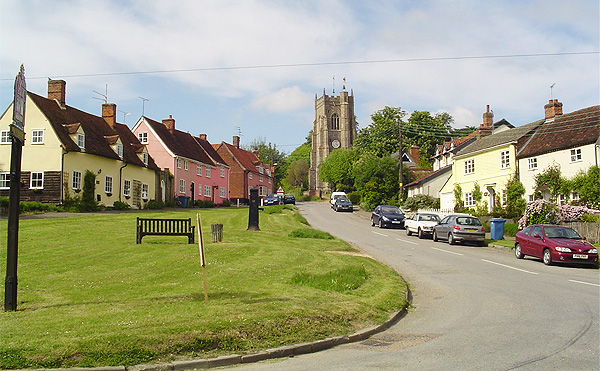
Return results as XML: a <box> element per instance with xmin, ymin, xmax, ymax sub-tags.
<box><xmin>1</xmin><ymin>0</ymin><xmax>598</xmax><ymax>153</ymax></box>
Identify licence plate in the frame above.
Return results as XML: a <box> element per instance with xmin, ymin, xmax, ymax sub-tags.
<box><xmin>392</xmin><ymin>221</ymin><xmax>401</xmax><ymax>224</ymax></box>
<box><xmin>466</xmin><ymin>228</ymin><xmax>477</xmax><ymax>232</ymax></box>
<box><xmin>573</xmin><ymin>254</ymin><xmax>588</xmax><ymax>259</ymax></box>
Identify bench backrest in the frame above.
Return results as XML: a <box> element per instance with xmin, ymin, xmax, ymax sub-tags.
<box><xmin>137</xmin><ymin>218</ymin><xmax>193</xmax><ymax>233</ymax></box>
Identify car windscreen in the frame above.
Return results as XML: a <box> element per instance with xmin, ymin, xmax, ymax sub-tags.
<box><xmin>420</xmin><ymin>214</ymin><xmax>440</xmax><ymax>222</ymax></box>
<box><xmin>381</xmin><ymin>206</ymin><xmax>401</xmax><ymax>214</ymax></box>
<box><xmin>456</xmin><ymin>217</ymin><xmax>482</xmax><ymax>226</ymax></box>
<box><xmin>544</xmin><ymin>226</ymin><xmax>582</xmax><ymax>239</ymax></box>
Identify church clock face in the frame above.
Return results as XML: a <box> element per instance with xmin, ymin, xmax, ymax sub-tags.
<box><xmin>331</xmin><ymin>139</ymin><xmax>341</xmax><ymax>149</ymax></box>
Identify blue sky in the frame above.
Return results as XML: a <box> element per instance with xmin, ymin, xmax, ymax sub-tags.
<box><xmin>1</xmin><ymin>0</ymin><xmax>598</xmax><ymax>153</ymax></box>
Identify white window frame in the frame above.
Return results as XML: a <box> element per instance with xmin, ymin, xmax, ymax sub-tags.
<box><xmin>177</xmin><ymin>158</ymin><xmax>182</xmax><ymax>169</ymax></box>
<box><xmin>0</xmin><ymin>172</ymin><xmax>9</xmax><ymax>189</ymax></box>
<box><xmin>197</xmin><ymin>163</ymin><xmax>202</xmax><ymax>176</ymax></box>
<box><xmin>123</xmin><ymin>179</ymin><xmax>131</xmax><ymax>197</ymax></box>
<box><xmin>184</xmin><ymin>160</ymin><xmax>188</xmax><ymax>170</ymax></box>
<box><xmin>220</xmin><ymin>167</ymin><xmax>225</xmax><ymax>178</ymax></box>
<box><xmin>500</xmin><ymin>150</ymin><xmax>510</xmax><ymax>169</ymax></box>
<box><xmin>72</xmin><ymin>170</ymin><xmax>82</xmax><ymax>190</ymax></box>
<box><xmin>31</xmin><ymin>129</ymin><xmax>44</xmax><ymax>144</ymax></box>
<box><xmin>141</xmin><ymin>183</ymin><xmax>149</xmax><ymax>200</ymax></box>
<box><xmin>464</xmin><ymin>159</ymin><xmax>475</xmax><ymax>174</ymax></box>
<box><xmin>138</xmin><ymin>132</ymin><xmax>148</xmax><ymax>144</ymax></box>
<box><xmin>204</xmin><ymin>185</ymin><xmax>211</xmax><ymax>197</ymax></box>
<box><xmin>570</xmin><ymin>148</ymin><xmax>582</xmax><ymax>163</ymax></box>
<box><xmin>116</xmin><ymin>144</ymin><xmax>123</xmax><ymax>158</ymax></box>
<box><xmin>198</xmin><ymin>184</ymin><xmax>203</xmax><ymax>196</ymax></box>
<box><xmin>205</xmin><ymin>168</ymin><xmax>211</xmax><ymax>178</ymax></box>
<box><xmin>259</xmin><ymin>185</ymin><xmax>267</xmax><ymax>197</ymax></box>
<box><xmin>77</xmin><ymin>133</ymin><xmax>85</xmax><ymax>149</ymax></box>
<box><xmin>219</xmin><ymin>186</ymin><xmax>226</xmax><ymax>198</ymax></box>
<box><xmin>464</xmin><ymin>192</ymin><xmax>474</xmax><ymax>207</ymax></box>
<box><xmin>501</xmin><ymin>189</ymin><xmax>507</xmax><ymax>206</ymax></box>
<box><xmin>528</xmin><ymin>157</ymin><xmax>538</xmax><ymax>170</ymax></box>
<box><xmin>105</xmin><ymin>176</ymin><xmax>113</xmax><ymax>194</ymax></box>
<box><xmin>572</xmin><ymin>191</ymin><xmax>579</xmax><ymax>201</ymax></box>
<box><xmin>1</xmin><ymin>130</ymin><xmax>10</xmax><ymax>144</ymax></box>
<box><xmin>30</xmin><ymin>171</ymin><xmax>44</xmax><ymax>189</ymax></box>
<box><xmin>142</xmin><ymin>152</ymin><xmax>149</xmax><ymax>165</ymax></box>
<box><xmin>179</xmin><ymin>179</ymin><xmax>185</xmax><ymax>193</ymax></box>
<box><xmin>248</xmin><ymin>172</ymin><xmax>253</xmax><ymax>180</ymax></box>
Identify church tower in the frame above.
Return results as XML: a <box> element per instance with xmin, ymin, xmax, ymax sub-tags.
<box><xmin>309</xmin><ymin>88</ymin><xmax>356</xmax><ymax>194</ymax></box>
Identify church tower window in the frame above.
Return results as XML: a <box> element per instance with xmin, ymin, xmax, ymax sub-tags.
<box><xmin>330</xmin><ymin>113</ymin><xmax>340</xmax><ymax>130</ymax></box>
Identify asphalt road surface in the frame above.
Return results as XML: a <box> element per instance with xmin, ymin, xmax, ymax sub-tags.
<box><xmin>231</xmin><ymin>202</ymin><xmax>599</xmax><ymax>371</ymax></box>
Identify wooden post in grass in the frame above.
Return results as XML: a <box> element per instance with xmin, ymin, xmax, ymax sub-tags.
<box><xmin>196</xmin><ymin>213</ymin><xmax>208</xmax><ymax>304</ymax></box>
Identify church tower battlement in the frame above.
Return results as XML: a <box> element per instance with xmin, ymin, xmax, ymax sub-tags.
<box><xmin>309</xmin><ymin>88</ymin><xmax>356</xmax><ymax>194</ymax></box>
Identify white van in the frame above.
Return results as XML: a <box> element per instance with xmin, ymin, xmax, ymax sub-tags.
<box><xmin>330</xmin><ymin>192</ymin><xmax>348</xmax><ymax>205</ymax></box>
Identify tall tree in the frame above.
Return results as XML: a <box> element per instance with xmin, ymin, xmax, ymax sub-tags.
<box><xmin>318</xmin><ymin>148</ymin><xmax>358</xmax><ymax>192</ymax></box>
<box><xmin>286</xmin><ymin>160</ymin><xmax>310</xmax><ymax>190</ymax></box>
<box><xmin>244</xmin><ymin>137</ymin><xmax>288</xmax><ymax>186</ymax></box>
<box><xmin>403</xmin><ymin>111</ymin><xmax>453</xmax><ymax>163</ymax></box>
<box><xmin>354</xmin><ymin>106</ymin><xmax>407</xmax><ymax>157</ymax></box>
<box><xmin>352</xmin><ymin>153</ymin><xmax>400</xmax><ymax>210</ymax></box>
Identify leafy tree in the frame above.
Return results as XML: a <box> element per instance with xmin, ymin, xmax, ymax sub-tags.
<box><xmin>402</xmin><ymin>194</ymin><xmax>440</xmax><ymax>212</ymax></box>
<box><xmin>286</xmin><ymin>160</ymin><xmax>309</xmax><ymax>190</ymax></box>
<box><xmin>533</xmin><ymin>163</ymin><xmax>566</xmax><ymax>201</ymax></box>
<box><xmin>352</xmin><ymin>153</ymin><xmax>400</xmax><ymax>210</ymax></box>
<box><xmin>403</xmin><ymin>111</ymin><xmax>453</xmax><ymax>162</ymax></box>
<box><xmin>286</xmin><ymin>143</ymin><xmax>310</xmax><ymax>165</ymax></box>
<box><xmin>354</xmin><ymin>106</ymin><xmax>406</xmax><ymax>157</ymax></box>
<box><xmin>570</xmin><ymin>165</ymin><xmax>600</xmax><ymax>209</ymax></box>
<box><xmin>450</xmin><ymin>126</ymin><xmax>476</xmax><ymax>138</ymax></box>
<box><xmin>505</xmin><ymin>173</ymin><xmax>526</xmax><ymax>219</ymax></box>
<box><xmin>81</xmin><ymin>170</ymin><xmax>99</xmax><ymax>212</ymax></box>
<box><xmin>453</xmin><ymin>183</ymin><xmax>465</xmax><ymax>213</ymax></box>
<box><xmin>318</xmin><ymin>148</ymin><xmax>358</xmax><ymax>192</ymax></box>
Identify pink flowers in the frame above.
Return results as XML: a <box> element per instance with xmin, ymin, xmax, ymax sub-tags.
<box><xmin>518</xmin><ymin>199</ymin><xmax>600</xmax><ymax>229</ymax></box>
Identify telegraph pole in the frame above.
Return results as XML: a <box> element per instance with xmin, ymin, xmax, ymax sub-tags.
<box><xmin>397</xmin><ymin>117</ymin><xmax>403</xmax><ymax>200</ymax></box>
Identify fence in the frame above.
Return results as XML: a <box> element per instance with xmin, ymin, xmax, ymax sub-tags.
<box><xmin>561</xmin><ymin>222</ymin><xmax>600</xmax><ymax>244</ymax></box>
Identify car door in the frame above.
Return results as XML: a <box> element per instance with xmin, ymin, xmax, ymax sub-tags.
<box><xmin>529</xmin><ymin>225</ymin><xmax>544</xmax><ymax>258</ymax></box>
<box><xmin>372</xmin><ymin>206</ymin><xmax>381</xmax><ymax>224</ymax></box>
<box><xmin>437</xmin><ymin>216</ymin><xmax>450</xmax><ymax>239</ymax></box>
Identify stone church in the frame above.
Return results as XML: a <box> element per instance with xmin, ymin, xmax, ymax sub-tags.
<box><xmin>309</xmin><ymin>88</ymin><xmax>357</xmax><ymax>194</ymax></box>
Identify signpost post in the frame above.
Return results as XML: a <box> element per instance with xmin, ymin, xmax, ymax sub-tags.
<box><xmin>4</xmin><ymin>65</ymin><xmax>26</xmax><ymax>312</ymax></box>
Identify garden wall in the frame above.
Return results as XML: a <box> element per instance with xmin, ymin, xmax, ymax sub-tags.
<box><xmin>562</xmin><ymin>222</ymin><xmax>600</xmax><ymax>244</ymax></box>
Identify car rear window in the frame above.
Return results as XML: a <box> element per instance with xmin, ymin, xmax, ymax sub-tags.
<box><xmin>456</xmin><ymin>217</ymin><xmax>482</xmax><ymax>226</ymax></box>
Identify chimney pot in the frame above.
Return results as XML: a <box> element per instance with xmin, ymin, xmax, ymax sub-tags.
<box><xmin>199</xmin><ymin>134</ymin><xmax>207</xmax><ymax>140</ymax></box>
<box><xmin>544</xmin><ymin>99</ymin><xmax>563</xmax><ymax>120</ymax></box>
<box><xmin>102</xmin><ymin>103</ymin><xmax>117</xmax><ymax>128</ymax></box>
<box><xmin>162</xmin><ymin>115</ymin><xmax>176</xmax><ymax>133</ymax></box>
<box><xmin>233</xmin><ymin>135</ymin><xmax>240</xmax><ymax>149</ymax></box>
<box><xmin>482</xmin><ymin>105</ymin><xmax>494</xmax><ymax>127</ymax></box>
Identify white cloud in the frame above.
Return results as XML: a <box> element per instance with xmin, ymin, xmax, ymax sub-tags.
<box><xmin>250</xmin><ymin>86</ymin><xmax>312</xmax><ymax>113</ymax></box>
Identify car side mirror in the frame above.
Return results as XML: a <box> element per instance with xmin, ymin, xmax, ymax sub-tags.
<box><xmin>533</xmin><ymin>233</ymin><xmax>541</xmax><ymax>239</ymax></box>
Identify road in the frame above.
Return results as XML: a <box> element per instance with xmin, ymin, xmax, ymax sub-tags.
<box><xmin>232</xmin><ymin>202</ymin><xmax>600</xmax><ymax>370</ymax></box>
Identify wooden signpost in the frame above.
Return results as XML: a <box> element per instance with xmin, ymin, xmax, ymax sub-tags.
<box><xmin>196</xmin><ymin>213</ymin><xmax>208</xmax><ymax>304</ymax></box>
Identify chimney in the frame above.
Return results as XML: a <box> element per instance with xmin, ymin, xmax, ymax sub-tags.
<box><xmin>102</xmin><ymin>103</ymin><xmax>117</xmax><ymax>128</ymax></box>
<box><xmin>477</xmin><ymin>105</ymin><xmax>494</xmax><ymax>139</ymax></box>
<box><xmin>48</xmin><ymin>79</ymin><xmax>66</xmax><ymax>107</ymax></box>
<box><xmin>233</xmin><ymin>135</ymin><xmax>240</xmax><ymax>148</ymax></box>
<box><xmin>199</xmin><ymin>134</ymin><xmax>207</xmax><ymax>141</ymax></box>
<box><xmin>409</xmin><ymin>146</ymin><xmax>420</xmax><ymax>165</ymax></box>
<box><xmin>544</xmin><ymin>99</ymin><xmax>563</xmax><ymax>120</ymax></box>
<box><xmin>162</xmin><ymin>115</ymin><xmax>175</xmax><ymax>133</ymax></box>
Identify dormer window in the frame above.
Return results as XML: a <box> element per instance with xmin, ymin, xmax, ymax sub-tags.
<box><xmin>77</xmin><ymin>133</ymin><xmax>85</xmax><ymax>149</ymax></box>
<box><xmin>142</xmin><ymin>152</ymin><xmax>149</xmax><ymax>165</ymax></box>
<box><xmin>116</xmin><ymin>144</ymin><xmax>123</xmax><ymax>159</ymax></box>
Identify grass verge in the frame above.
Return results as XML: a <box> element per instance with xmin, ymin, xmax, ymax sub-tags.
<box><xmin>0</xmin><ymin>206</ymin><xmax>407</xmax><ymax>369</ymax></box>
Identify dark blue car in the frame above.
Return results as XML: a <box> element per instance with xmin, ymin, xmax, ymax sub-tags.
<box><xmin>264</xmin><ymin>194</ymin><xmax>281</xmax><ymax>206</ymax></box>
<box><xmin>371</xmin><ymin>205</ymin><xmax>405</xmax><ymax>228</ymax></box>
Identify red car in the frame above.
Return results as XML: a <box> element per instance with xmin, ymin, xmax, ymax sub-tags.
<box><xmin>515</xmin><ymin>224</ymin><xmax>598</xmax><ymax>266</ymax></box>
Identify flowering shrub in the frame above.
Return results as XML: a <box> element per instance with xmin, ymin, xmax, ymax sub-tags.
<box><xmin>519</xmin><ymin>199</ymin><xmax>600</xmax><ymax>229</ymax></box>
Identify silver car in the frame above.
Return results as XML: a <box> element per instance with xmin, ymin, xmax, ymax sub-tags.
<box><xmin>432</xmin><ymin>215</ymin><xmax>486</xmax><ymax>246</ymax></box>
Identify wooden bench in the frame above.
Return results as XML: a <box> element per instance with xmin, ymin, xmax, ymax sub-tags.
<box><xmin>136</xmin><ymin>217</ymin><xmax>195</xmax><ymax>244</ymax></box>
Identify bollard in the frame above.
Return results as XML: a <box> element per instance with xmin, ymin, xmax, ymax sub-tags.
<box><xmin>211</xmin><ymin>223</ymin><xmax>223</xmax><ymax>243</ymax></box>
<box><xmin>248</xmin><ymin>188</ymin><xmax>260</xmax><ymax>231</ymax></box>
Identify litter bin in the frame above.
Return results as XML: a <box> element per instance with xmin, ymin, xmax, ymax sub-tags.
<box><xmin>489</xmin><ymin>218</ymin><xmax>506</xmax><ymax>240</ymax></box>
<box><xmin>178</xmin><ymin>195</ymin><xmax>189</xmax><ymax>208</ymax></box>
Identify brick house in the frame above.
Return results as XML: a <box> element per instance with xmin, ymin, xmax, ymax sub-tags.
<box><xmin>214</xmin><ymin>136</ymin><xmax>274</xmax><ymax>204</ymax></box>
<box><xmin>0</xmin><ymin>80</ymin><xmax>161</xmax><ymax>208</ymax></box>
<box><xmin>132</xmin><ymin>116</ymin><xmax>230</xmax><ymax>205</ymax></box>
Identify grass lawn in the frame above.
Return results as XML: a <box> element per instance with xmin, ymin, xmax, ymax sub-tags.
<box><xmin>0</xmin><ymin>205</ymin><xmax>407</xmax><ymax>369</ymax></box>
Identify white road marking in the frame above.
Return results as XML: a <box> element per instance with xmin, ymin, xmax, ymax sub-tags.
<box><xmin>568</xmin><ymin>280</ymin><xmax>600</xmax><ymax>287</ymax></box>
<box><xmin>431</xmin><ymin>246</ymin><xmax>464</xmax><ymax>256</ymax></box>
<box><xmin>481</xmin><ymin>259</ymin><xmax>538</xmax><ymax>275</ymax></box>
<box><xmin>396</xmin><ymin>238</ymin><xmax>419</xmax><ymax>245</ymax></box>
<box><xmin>372</xmin><ymin>231</ymin><xmax>388</xmax><ymax>237</ymax></box>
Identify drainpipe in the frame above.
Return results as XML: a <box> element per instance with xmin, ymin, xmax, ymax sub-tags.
<box><xmin>60</xmin><ymin>146</ymin><xmax>68</xmax><ymax>204</ymax></box>
<box><xmin>118</xmin><ymin>162</ymin><xmax>128</xmax><ymax>202</ymax></box>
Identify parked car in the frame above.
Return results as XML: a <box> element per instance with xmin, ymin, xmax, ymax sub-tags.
<box><xmin>282</xmin><ymin>194</ymin><xmax>296</xmax><ymax>205</ymax></box>
<box><xmin>405</xmin><ymin>213</ymin><xmax>441</xmax><ymax>239</ymax></box>
<box><xmin>371</xmin><ymin>205</ymin><xmax>405</xmax><ymax>228</ymax></box>
<box><xmin>264</xmin><ymin>193</ymin><xmax>281</xmax><ymax>206</ymax></box>
<box><xmin>332</xmin><ymin>197</ymin><xmax>353</xmax><ymax>212</ymax></box>
<box><xmin>514</xmin><ymin>224</ymin><xmax>598</xmax><ymax>266</ymax></box>
<box><xmin>330</xmin><ymin>192</ymin><xmax>347</xmax><ymax>205</ymax></box>
<box><xmin>432</xmin><ymin>215</ymin><xmax>485</xmax><ymax>246</ymax></box>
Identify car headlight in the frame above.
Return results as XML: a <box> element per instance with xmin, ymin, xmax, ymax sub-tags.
<box><xmin>382</xmin><ymin>216</ymin><xmax>390</xmax><ymax>221</ymax></box>
<box><xmin>555</xmin><ymin>246</ymin><xmax>571</xmax><ymax>253</ymax></box>
<box><xmin>589</xmin><ymin>248</ymin><xmax>598</xmax><ymax>254</ymax></box>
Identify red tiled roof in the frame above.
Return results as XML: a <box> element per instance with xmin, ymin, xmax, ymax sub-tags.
<box><xmin>517</xmin><ymin>106</ymin><xmax>600</xmax><ymax>158</ymax></box>
<box><xmin>28</xmin><ymin>92</ymin><xmax>159</xmax><ymax>170</ymax></box>
<box><xmin>194</xmin><ymin>136</ymin><xmax>228</xmax><ymax>167</ymax></box>
<box><xmin>219</xmin><ymin>142</ymin><xmax>260</xmax><ymax>171</ymax></box>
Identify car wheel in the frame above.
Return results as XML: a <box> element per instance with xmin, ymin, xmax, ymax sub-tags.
<box><xmin>371</xmin><ymin>218</ymin><xmax>375</xmax><ymax>227</ymax></box>
<box><xmin>406</xmin><ymin>227</ymin><xmax>412</xmax><ymax>236</ymax></box>
<box><xmin>448</xmin><ymin>233</ymin><xmax>456</xmax><ymax>245</ymax></box>
<box><xmin>515</xmin><ymin>243</ymin><xmax>524</xmax><ymax>259</ymax></box>
<box><xmin>418</xmin><ymin>228</ymin><xmax>424</xmax><ymax>239</ymax></box>
<box><xmin>432</xmin><ymin>230</ymin><xmax>438</xmax><ymax>242</ymax></box>
<box><xmin>378</xmin><ymin>219</ymin><xmax>384</xmax><ymax>228</ymax></box>
<box><xmin>543</xmin><ymin>248</ymin><xmax>552</xmax><ymax>265</ymax></box>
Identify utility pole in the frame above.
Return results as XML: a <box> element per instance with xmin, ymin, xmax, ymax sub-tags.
<box><xmin>397</xmin><ymin>117</ymin><xmax>403</xmax><ymax>200</ymax></box>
